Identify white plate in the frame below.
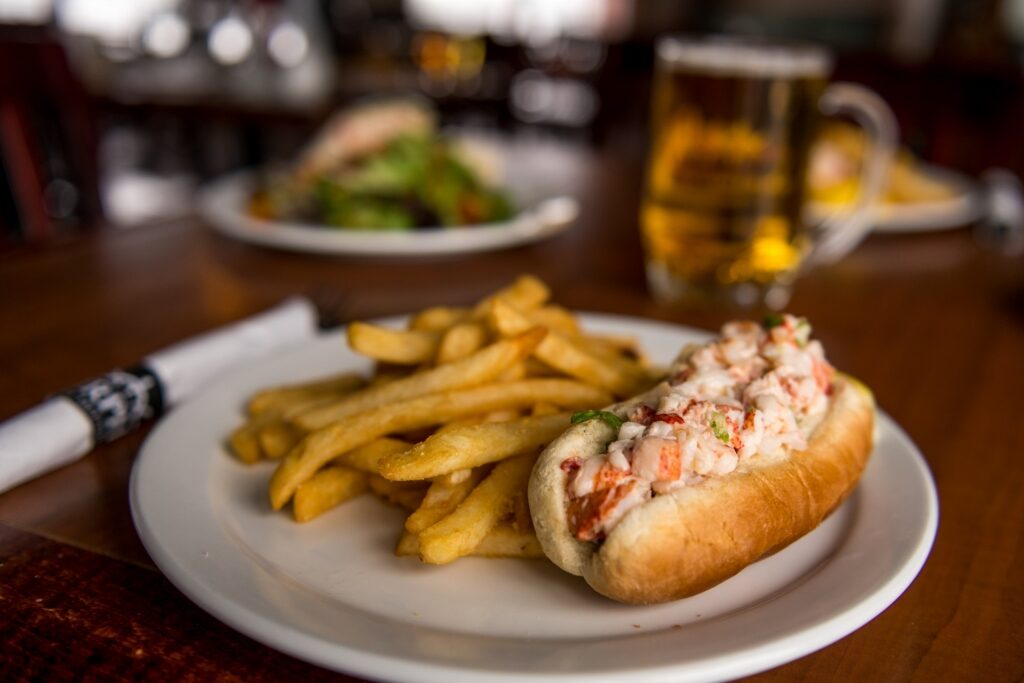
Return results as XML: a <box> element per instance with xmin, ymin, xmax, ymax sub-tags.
<box><xmin>809</xmin><ymin>164</ymin><xmax>982</xmax><ymax>234</ymax></box>
<box><xmin>196</xmin><ymin>132</ymin><xmax>582</xmax><ymax>258</ymax></box>
<box><xmin>130</xmin><ymin>314</ymin><xmax>938</xmax><ymax>683</ymax></box>
<box><xmin>870</xmin><ymin>165</ymin><xmax>982</xmax><ymax>232</ymax></box>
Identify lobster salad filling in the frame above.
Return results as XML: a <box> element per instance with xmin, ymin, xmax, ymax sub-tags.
<box><xmin>564</xmin><ymin>314</ymin><xmax>835</xmax><ymax>542</ymax></box>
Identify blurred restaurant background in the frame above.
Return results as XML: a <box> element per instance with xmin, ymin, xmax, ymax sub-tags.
<box><xmin>0</xmin><ymin>0</ymin><xmax>1023</xmax><ymax>245</ymax></box>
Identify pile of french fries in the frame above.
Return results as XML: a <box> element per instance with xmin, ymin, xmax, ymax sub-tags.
<box><xmin>229</xmin><ymin>276</ymin><xmax>659</xmax><ymax>564</ymax></box>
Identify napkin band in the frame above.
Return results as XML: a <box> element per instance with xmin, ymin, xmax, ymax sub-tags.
<box><xmin>60</xmin><ymin>365</ymin><xmax>165</xmax><ymax>444</ymax></box>
<box><xmin>0</xmin><ymin>297</ymin><xmax>318</xmax><ymax>497</ymax></box>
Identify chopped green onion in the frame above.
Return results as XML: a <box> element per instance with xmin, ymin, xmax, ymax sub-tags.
<box><xmin>709</xmin><ymin>411</ymin><xmax>731</xmax><ymax>444</ymax></box>
<box><xmin>794</xmin><ymin>318</ymin><xmax>812</xmax><ymax>347</ymax></box>
<box><xmin>571</xmin><ymin>410</ymin><xmax>624</xmax><ymax>431</ymax></box>
<box><xmin>763</xmin><ymin>313</ymin><xmax>785</xmax><ymax>329</ymax></box>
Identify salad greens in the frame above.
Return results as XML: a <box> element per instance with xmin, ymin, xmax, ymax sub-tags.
<box><xmin>258</xmin><ymin>133</ymin><xmax>513</xmax><ymax>230</ymax></box>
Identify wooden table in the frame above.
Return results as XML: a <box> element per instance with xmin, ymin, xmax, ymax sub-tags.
<box><xmin>1</xmin><ymin>148</ymin><xmax>1021</xmax><ymax>681</ymax></box>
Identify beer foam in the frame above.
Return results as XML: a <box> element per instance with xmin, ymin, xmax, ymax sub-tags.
<box><xmin>657</xmin><ymin>36</ymin><xmax>831</xmax><ymax>78</ymax></box>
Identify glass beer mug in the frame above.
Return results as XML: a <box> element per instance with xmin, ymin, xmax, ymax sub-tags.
<box><xmin>641</xmin><ymin>36</ymin><xmax>896</xmax><ymax>308</ymax></box>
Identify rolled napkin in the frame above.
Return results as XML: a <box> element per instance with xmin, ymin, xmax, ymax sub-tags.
<box><xmin>0</xmin><ymin>297</ymin><xmax>318</xmax><ymax>494</ymax></box>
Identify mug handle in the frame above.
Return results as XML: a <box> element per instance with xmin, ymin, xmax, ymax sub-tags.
<box><xmin>805</xmin><ymin>83</ymin><xmax>897</xmax><ymax>266</ymax></box>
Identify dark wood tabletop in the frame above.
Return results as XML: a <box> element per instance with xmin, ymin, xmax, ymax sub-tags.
<box><xmin>0</xmin><ymin>146</ymin><xmax>1021</xmax><ymax>682</ymax></box>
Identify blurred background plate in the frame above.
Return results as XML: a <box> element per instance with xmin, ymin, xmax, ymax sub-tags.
<box><xmin>198</xmin><ymin>168</ymin><xmax>578</xmax><ymax>256</ymax></box>
<box><xmin>869</xmin><ymin>164</ymin><xmax>983</xmax><ymax>232</ymax></box>
<box><xmin>808</xmin><ymin>163</ymin><xmax>983</xmax><ymax>235</ymax></box>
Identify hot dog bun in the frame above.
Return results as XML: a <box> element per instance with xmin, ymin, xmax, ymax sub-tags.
<box><xmin>528</xmin><ymin>373</ymin><xmax>875</xmax><ymax>604</ymax></box>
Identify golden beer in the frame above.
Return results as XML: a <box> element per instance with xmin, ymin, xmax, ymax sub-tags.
<box><xmin>642</xmin><ymin>38</ymin><xmax>831</xmax><ymax>306</ymax></box>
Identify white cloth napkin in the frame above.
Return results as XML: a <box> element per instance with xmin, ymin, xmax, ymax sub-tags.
<box><xmin>0</xmin><ymin>297</ymin><xmax>317</xmax><ymax>494</ymax></box>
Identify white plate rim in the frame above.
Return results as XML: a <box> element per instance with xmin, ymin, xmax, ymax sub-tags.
<box><xmin>196</xmin><ymin>170</ymin><xmax>579</xmax><ymax>257</ymax></box>
<box><xmin>130</xmin><ymin>313</ymin><xmax>939</xmax><ymax>683</ymax></box>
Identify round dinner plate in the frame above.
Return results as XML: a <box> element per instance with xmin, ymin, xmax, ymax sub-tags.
<box><xmin>130</xmin><ymin>314</ymin><xmax>938</xmax><ymax>683</ymax></box>
<box><xmin>196</xmin><ymin>142</ymin><xmax>580</xmax><ymax>257</ymax></box>
<box><xmin>809</xmin><ymin>164</ymin><xmax>982</xmax><ymax>234</ymax></box>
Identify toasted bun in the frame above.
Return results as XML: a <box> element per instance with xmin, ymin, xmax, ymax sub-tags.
<box><xmin>528</xmin><ymin>374</ymin><xmax>875</xmax><ymax>604</ymax></box>
<box><xmin>296</xmin><ymin>99</ymin><xmax>436</xmax><ymax>180</ymax></box>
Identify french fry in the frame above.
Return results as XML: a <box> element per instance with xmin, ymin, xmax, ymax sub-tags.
<box><xmin>347</xmin><ymin>322</ymin><xmax>441</xmax><ymax>365</ymax></box>
<box><xmin>525</xmin><ymin>305</ymin><xmax>581</xmax><ymax>337</ymax></box>
<box><xmin>471</xmin><ymin>274</ymin><xmax>550</xmax><ymax>317</ymax></box>
<box><xmin>231</xmin><ymin>390</ymin><xmax>358</xmax><ymax>463</ymax></box>
<box><xmin>259</xmin><ymin>420</ymin><xmax>303</xmax><ymax>459</ymax></box>
<box><xmin>578</xmin><ymin>334</ymin><xmax>659</xmax><ymax>387</ymax></box>
<box><xmin>523</xmin><ymin>357</ymin><xmax>559</xmax><ymax>377</ymax></box>
<box><xmin>434</xmin><ymin>409</ymin><xmax>520</xmax><ymax>435</ymax></box>
<box><xmin>269</xmin><ymin>379</ymin><xmax>611</xmax><ymax>509</ymax></box>
<box><xmin>229</xmin><ymin>418</ymin><xmax>266</xmax><ymax>464</ymax></box>
<box><xmin>293</xmin><ymin>465</ymin><xmax>368</xmax><ymax>522</ymax></box>
<box><xmin>380</xmin><ymin>413</ymin><xmax>572</xmax><ymax>481</ymax></box>
<box><xmin>434</xmin><ymin>468</ymin><xmax>473</xmax><ymax>486</ymax></box>
<box><xmin>579</xmin><ymin>334</ymin><xmax>645</xmax><ymax>364</ymax></box>
<box><xmin>248</xmin><ymin>372</ymin><xmax>366</xmax><ymax>416</ymax></box>
<box><xmin>408</xmin><ymin>306</ymin><xmax>471</xmax><ymax>332</ymax></box>
<box><xmin>395</xmin><ymin>530</ymin><xmax>421</xmax><ymax>556</ymax></box>
<box><xmin>495</xmin><ymin>360</ymin><xmax>527</xmax><ymax>382</ymax></box>
<box><xmin>404</xmin><ymin>468</ymin><xmax>486</xmax><ymax>533</ymax></box>
<box><xmin>336</xmin><ymin>437</ymin><xmax>411</xmax><ymax>474</ymax></box>
<box><xmin>530</xmin><ymin>402</ymin><xmax>560</xmax><ymax>416</ymax></box>
<box><xmin>369</xmin><ymin>364</ymin><xmax>412</xmax><ymax>386</ymax></box>
<box><xmin>584</xmin><ymin>348</ymin><xmax>660</xmax><ymax>393</ymax></box>
<box><xmin>488</xmin><ymin>299</ymin><xmax>641</xmax><ymax>397</ymax></box>
<box><xmin>435</xmin><ymin>322</ymin><xmax>489</xmax><ymax>365</ymax></box>
<box><xmin>243</xmin><ymin>276</ymin><xmax>661</xmax><ymax>567</ymax></box>
<box><xmin>417</xmin><ymin>452</ymin><xmax>537</xmax><ymax>564</ymax></box>
<box><xmin>511</xmin><ymin>490</ymin><xmax>532</xmax><ymax>533</ymax></box>
<box><xmin>470</xmin><ymin>525</ymin><xmax>543</xmax><ymax>558</ymax></box>
<box><xmin>294</xmin><ymin>329</ymin><xmax>546</xmax><ymax>431</ymax></box>
<box><xmin>368</xmin><ymin>476</ymin><xmax>428</xmax><ymax>511</ymax></box>
<box><xmin>887</xmin><ymin>154</ymin><xmax>959</xmax><ymax>203</ymax></box>
<box><xmin>396</xmin><ymin>525</ymin><xmax>543</xmax><ymax>559</ymax></box>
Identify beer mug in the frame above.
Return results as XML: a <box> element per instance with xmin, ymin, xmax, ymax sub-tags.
<box><xmin>641</xmin><ymin>36</ymin><xmax>896</xmax><ymax>308</ymax></box>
